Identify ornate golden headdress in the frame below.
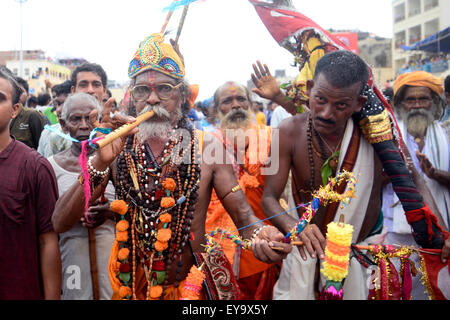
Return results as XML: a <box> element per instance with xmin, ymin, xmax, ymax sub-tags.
<box><xmin>128</xmin><ymin>33</ymin><xmax>185</xmax><ymax>79</ymax></box>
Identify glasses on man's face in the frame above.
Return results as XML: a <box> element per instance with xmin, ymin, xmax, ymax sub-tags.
<box><xmin>130</xmin><ymin>82</ymin><xmax>182</xmax><ymax>102</ymax></box>
<box><xmin>402</xmin><ymin>96</ymin><xmax>432</xmax><ymax>107</ymax></box>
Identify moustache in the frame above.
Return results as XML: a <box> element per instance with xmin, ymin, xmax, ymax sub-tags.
<box><xmin>315</xmin><ymin>116</ymin><xmax>336</xmax><ymax>126</ymax></box>
<box><xmin>408</xmin><ymin>108</ymin><xmax>431</xmax><ymax>118</ymax></box>
<box><xmin>227</xmin><ymin>109</ymin><xmax>249</xmax><ymax>121</ymax></box>
<box><xmin>139</xmin><ymin>105</ymin><xmax>171</xmax><ymax>121</ymax></box>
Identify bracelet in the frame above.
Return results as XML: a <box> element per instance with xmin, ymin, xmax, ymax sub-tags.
<box><xmin>251</xmin><ymin>225</ymin><xmax>269</xmax><ymax>242</ymax></box>
<box><xmin>220</xmin><ymin>184</ymin><xmax>242</xmax><ymax>201</ymax></box>
<box><xmin>88</xmin><ymin>155</ymin><xmax>110</xmax><ymax>185</ymax></box>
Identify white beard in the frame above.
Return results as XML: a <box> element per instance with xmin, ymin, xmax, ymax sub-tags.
<box><xmin>136</xmin><ymin>105</ymin><xmax>182</xmax><ymax>143</ymax></box>
<box><xmin>220</xmin><ymin>108</ymin><xmax>252</xmax><ymax>130</ymax></box>
<box><xmin>397</xmin><ymin>104</ymin><xmax>436</xmax><ymax>138</ymax></box>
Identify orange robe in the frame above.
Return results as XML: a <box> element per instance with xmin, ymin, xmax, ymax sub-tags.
<box><xmin>205</xmin><ymin>125</ymin><xmax>279</xmax><ymax>300</ymax></box>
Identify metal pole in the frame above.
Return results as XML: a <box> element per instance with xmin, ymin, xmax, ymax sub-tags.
<box><xmin>16</xmin><ymin>0</ymin><xmax>28</xmax><ymax>78</ymax></box>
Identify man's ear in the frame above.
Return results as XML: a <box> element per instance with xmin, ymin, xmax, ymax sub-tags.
<box><xmin>59</xmin><ymin>118</ymin><xmax>68</xmax><ymax>133</ymax></box>
<box><xmin>71</xmin><ymin>86</ymin><xmax>76</xmax><ymax>94</ymax></box>
<box><xmin>306</xmin><ymin>79</ymin><xmax>314</xmax><ymax>97</ymax></box>
<box><xmin>355</xmin><ymin>95</ymin><xmax>368</xmax><ymax>113</ymax></box>
<box><xmin>11</xmin><ymin>103</ymin><xmax>20</xmax><ymax>119</ymax></box>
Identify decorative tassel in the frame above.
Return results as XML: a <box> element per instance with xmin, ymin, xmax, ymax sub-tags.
<box><xmin>180</xmin><ymin>264</ymin><xmax>206</xmax><ymax>300</ymax></box>
<box><xmin>401</xmin><ymin>259</ymin><xmax>413</xmax><ymax>300</ymax></box>
<box><xmin>320</xmin><ymin>215</ymin><xmax>353</xmax><ymax>300</ymax></box>
<box><xmin>320</xmin><ymin>280</ymin><xmax>344</xmax><ymax>300</ymax></box>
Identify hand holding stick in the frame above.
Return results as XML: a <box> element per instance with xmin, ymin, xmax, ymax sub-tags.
<box><xmin>95</xmin><ymin>111</ymin><xmax>155</xmax><ymax>149</ymax></box>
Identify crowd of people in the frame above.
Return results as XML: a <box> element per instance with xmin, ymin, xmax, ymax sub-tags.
<box><xmin>1</xmin><ymin>29</ymin><xmax>449</xmax><ymax>301</ymax></box>
<box><xmin>398</xmin><ymin>53</ymin><xmax>449</xmax><ymax>75</ymax></box>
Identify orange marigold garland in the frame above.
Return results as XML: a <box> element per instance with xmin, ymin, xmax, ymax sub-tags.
<box><xmin>160</xmin><ymin>196</ymin><xmax>176</xmax><ymax>208</ymax></box>
<box><xmin>162</xmin><ymin>177</ymin><xmax>176</xmax><ymax>192</ymax></box>
<box><xmin>145</xmin><ymin>178</ymin><xmax>178</xmax><ymax>299</ymax></box>
<box><xmin>116</xmin><ymin>219</ymin><xmax>130</xmax><ymax>232</ymax></box>
<box><xmin>110</xmin><ymin>199</ymin><xmax>129</xmax><ymax>215</ymax></box>
<box><xmin>110</xmin><ymin>200</ymin><xmax>133</xmax><ymax>300</ymax></box>
<box><xmin>180</xmin><ymin>264</ymin><xmax>206</xmax><ymax>300</ymax></box>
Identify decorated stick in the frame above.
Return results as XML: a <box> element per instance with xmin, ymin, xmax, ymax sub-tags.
<box><xmin>174</xmin><ymin>4</ymin><xmax>190</xmax><ymax>44</ymax></box>
<box><xmin>204</xmin><ymin>172</ymin><xmax>357</xmax><ymax>255</ymax></box>
<box><xmin>95</xmin><ymin>111</ymin><xmax>155</xmax><ymax>149</ymax></box>
<box><xmin>160</xmin><ymin>0</ymin><xmax>177</xmax><ymax>34</ymax></box>
<box><xmin>353</xmin><ymin>244</ymin><xmax>442</xmax><ymax>256</ymax></box>
<box><xmin>283</xmin><ymin>170</ymin><xmax>357</xmax><ymax>244</ymax></box>
<box><xmin>270</xmin><ymin>241</ymin><xmax>304</xmax><ymax>251</ymax></box>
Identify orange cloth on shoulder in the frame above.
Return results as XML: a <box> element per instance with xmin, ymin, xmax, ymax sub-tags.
<box><xmin>205</xmin><ymin>125</ymin><xmax>274</xmax><ymax>279</ymax></box>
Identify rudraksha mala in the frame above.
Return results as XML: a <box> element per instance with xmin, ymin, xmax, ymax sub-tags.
<box><xmin>115</xmin><ymin>119</ymin><xmax>201</xmax><ymax>299</ymax></box>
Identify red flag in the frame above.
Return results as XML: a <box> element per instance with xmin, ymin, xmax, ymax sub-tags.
<box><xmin>333</xmin><ymin>32</ymin><xmax>359</xmax><ymax>54</ymax></box>
<box><xmin>248</xmin><ymin>0</ymin><xmax>403</xmax><ymax>147</ymax></box>
<box><xmin>419</xmin><ymin>249</ymin><xmax>450</xmax><ymax>300</ymax></box>
<box><xmin>248</xmin><ymin>0</ymin><xmax>349</xmax><ymax>52</ymax></box>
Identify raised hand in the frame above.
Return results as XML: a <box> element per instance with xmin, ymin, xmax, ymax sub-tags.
<box><xmin>89</xmin><ymin>97</ymin><xmax>137</xmax><ymax>168</ymax></box>
<box><xmin>251</xmin><ymin>61</ymin><xmax>283</xmax><ymax>101</ymax></box>
<box><xmin>416</xmin><ymin>151</ymin><xmax>435</xmax><ymax>179</ymax></box>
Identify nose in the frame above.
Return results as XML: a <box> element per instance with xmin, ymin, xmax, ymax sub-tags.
<box><xmin>231</xmin><ymin>98</ymin><xmax>243</xmax><ymax>110</ymax></box>
<box><xmin>412</xmin><ymin>100</ymin><xmax>423</xmax><ymax>108</ymax></box>
<box><xmin>86</xmin><ymin>83</ymin><xmax>95</xmax><ymax>95</ymax></box>
<box><xmin>318</xmin><ymin>104</ymin><xmax>334</xmax><ymax>121</ymax></box>
<box><xmin>146</xmin><ymin>88</ymin><xmax>161</xmax><ymax>106</ymax></box>
<box><xmin>79</xmin><ymin>116</ymin><xmax>90</xmax><ymax>129</ymax></box>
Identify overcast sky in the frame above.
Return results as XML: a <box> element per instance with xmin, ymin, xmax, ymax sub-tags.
<box><xmin>0</xmin><ymin>0</ymin><xmax>393</xmax><ymax>100</ymax></box>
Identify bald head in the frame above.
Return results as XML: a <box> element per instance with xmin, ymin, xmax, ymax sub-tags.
<box><xmin>61</xmin><ymin>92</ymin><xmax>102</xmax><ymax>122</ymax></box>
<box><xmin>213</xmin><ymin>81</ymin><xmax>251</xmax><ymax>114</ymax></box>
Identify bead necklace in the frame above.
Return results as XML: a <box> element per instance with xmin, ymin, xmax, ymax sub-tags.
<box><xmin>115</xmin><ymin>119</ymin><xmax>201</xmax><ymax>299</ymax></box>
<box><xmin>313</xmin><ymin>125</ymin><xmax>342</xmax><ymax>172</ymax></box>
<box><xmin>308</xmin><ymin>115</ymin><xmax>343</xmax><ymax>188</ymax></box>
<box><xmin>307</xmin><ymin>115</ymin><xmax>317</xmax><ymax>191</ymax></box>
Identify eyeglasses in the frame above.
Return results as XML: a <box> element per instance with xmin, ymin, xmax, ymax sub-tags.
<box><xmin>402</xmin><ymin>96</ymin><xmax>432</xmax><ymax>107</ymax></box>
<box><xmin>130</xmin><ymin>82</ymin><xmax>182</xmax><ymax>102</ymax></box>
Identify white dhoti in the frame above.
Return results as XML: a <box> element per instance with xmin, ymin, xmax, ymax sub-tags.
<box><xmin>273</xmin><ymin>119</ymin><xmax>376</xmax><ymax>300</ymax></box>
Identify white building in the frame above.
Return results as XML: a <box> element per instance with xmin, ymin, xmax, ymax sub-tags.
<box><xmin>392</xmin><ymin>0</ymin><xmax>449</xmax><ymax>75</ymax></box>
<box><xmin>6</xmin><ymin>59</ymin><xmax>71</xmax><ymax>95</ymax></box>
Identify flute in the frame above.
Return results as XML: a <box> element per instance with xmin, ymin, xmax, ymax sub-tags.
<box><xmin>95</xmin><ymin>110</ymin><xmax>155</xmax><ymax>149</ymax></box>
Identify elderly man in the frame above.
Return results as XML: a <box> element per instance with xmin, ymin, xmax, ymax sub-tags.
<box><xmin>205</xmin><ymin>81</ymin><xmax>279</xmax><ymax>299</ymax></box>
<box><xmin>38</xmin><ymin>62</ymin><xmax>109</xmax><ymax>159</ymax></box>
<box><xmin>51</xmin><ymin>33</ymin><xmax>290</xmax><ymax>300</ymax></box>
<box><xmin>260</xmin><ymin>51</ymin><xmax>450</xmax><ymax>300</ymax></box>
<box><xmin>49</xmin><ymin>92</ymin><xmax>116</xmax><ymax>300</ymax></box>
<box><xmin>386</xmin><ymin>71</ymin><xmax>450</xmax><ymax>234</ymax></box>
<box><xmin>379</xmin><ymin>71</ymin><xmax>450</xmax><ymax>299</ymax></box>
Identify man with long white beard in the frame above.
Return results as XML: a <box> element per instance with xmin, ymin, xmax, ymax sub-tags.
<box><xmin>51</xmin><ymin>33</ymin><xmax>290</xmax><ymax>300</ymax></box>
<box><xmin>382</xmin><ymin>71</ymin><xmax>450</xmax><ymax>299</ymax></box>
<box><xmin>205</xmin><ymin>81</ymin><xmax>280</xmax><ymax>300</ymax></box>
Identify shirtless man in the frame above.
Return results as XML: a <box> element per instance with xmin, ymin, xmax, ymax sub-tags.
<box><xmin>259</xmin><ymin>50</ymin><xmax>450</xmax><ymax>300</ymax></box>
